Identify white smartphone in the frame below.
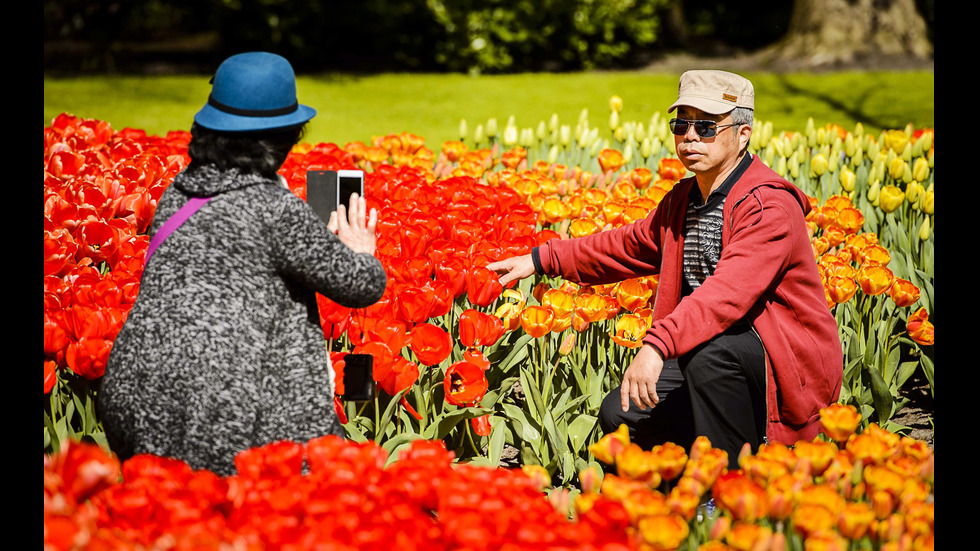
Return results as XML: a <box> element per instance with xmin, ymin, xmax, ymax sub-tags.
<box><xmin>306</xmin><ymin>169</ymin><xmax>365</xmax><ymax>226</ymax></box>
<box><xmin>336</xmin><ymin>169</ymin><xmax>365</xmax><ymax>214</ymax></box>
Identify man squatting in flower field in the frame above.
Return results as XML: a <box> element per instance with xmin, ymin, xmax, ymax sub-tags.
<box><xmin>489</xmin><ymin>70</ymin><xmax>843</xmax><ymax>469</ymax></box>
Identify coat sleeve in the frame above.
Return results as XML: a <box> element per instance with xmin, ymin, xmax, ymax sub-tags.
<box><xmin>643</xmin><ymin>187</ymin><xmax>802</xmax><ymax>358</ymax></box>
<box><xmin>538</xmin><ymin>196</ymin><xmax>667</xmax><ymax>284</ymax></box>
<box><xmin>269</xmin><ymin>191</ymin><xmax>387</xmax><ymax>308</ymax></box>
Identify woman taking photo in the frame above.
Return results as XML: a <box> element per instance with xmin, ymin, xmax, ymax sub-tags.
<box><xmin>98</xmin><ymin>52</ymin><xmax>387</xmax><ymax>476</ymax></box>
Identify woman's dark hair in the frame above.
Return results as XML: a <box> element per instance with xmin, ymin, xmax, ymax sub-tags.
<box><xmin>187</xmin><ymin>122</ymin><xmax>308</xmax><ymax>179</ymax></box>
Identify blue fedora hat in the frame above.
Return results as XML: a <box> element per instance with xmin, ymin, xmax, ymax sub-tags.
<box><xmin>194</xmin><ymin>52</ymin><xmax>316</xmax><ymax>132</ymax></box>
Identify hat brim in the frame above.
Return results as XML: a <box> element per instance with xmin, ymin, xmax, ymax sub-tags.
<box><xmin>668</xmin><ymin>96</ymin><xmax>737</xmax><ymax>116</ymax></box>
<box><xmin>194</xmin><ymin>103</ymin><xmax>317</xmax><ymax>132</ymax></box>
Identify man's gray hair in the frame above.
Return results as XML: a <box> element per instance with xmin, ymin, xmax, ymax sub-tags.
<box><xmin>731</xmin><ymin>107</ymin><xmax>754</xmax><ymax>128</ymax></box>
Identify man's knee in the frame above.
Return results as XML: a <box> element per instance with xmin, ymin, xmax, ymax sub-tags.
<box><xmin>597</xmin><ymin>388</ymin><xmax>629</xmax><ymax>435</ymax></box>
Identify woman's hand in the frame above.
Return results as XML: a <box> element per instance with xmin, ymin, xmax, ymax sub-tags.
<box><xmin>327</xmin><ymin>193</ymin><xmax>378</xmax><ymax>255</ymax></box>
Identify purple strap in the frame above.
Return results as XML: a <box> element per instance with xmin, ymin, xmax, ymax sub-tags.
<box><xmin>145</xmin><ymin>196</ymin><xmax>212</xmax><ymax>264</ymax></box>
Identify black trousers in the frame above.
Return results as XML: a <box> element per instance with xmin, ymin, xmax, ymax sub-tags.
<box><xmin>598</xmin><ymin>323</ymin><xmax>767</xmax><ymax>470</ymax></box>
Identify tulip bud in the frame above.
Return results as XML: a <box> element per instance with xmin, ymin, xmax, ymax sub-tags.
<box><xmin>609</xmin><ymin>110</ymin><xmax>620</xmax><ymax>131</ymax></box>
<box><xmin>519</xmin><ymin>127</ymin><xmax>534</xmax><ymax>148</ymax></box>
<box><xmin>850</xmin><ymin>146</ymin><xmax>863</xmax><ymax>168</ymax></box>
<box><xmin>840</xmin><ymin>168</ymin><xmax>856</xmax><ymax>192</ymax></box>
<box><xmin>613</xmin><ymin>126</ymin><xmax>625</xmax><ymax>142</ymax></box>
<box><xmin>578</xmin><ymin>108</ymin><xmax>589</xmax><ymax>125</ymax></box>
<box><xmin>811</xmin><ymin>153</ymin><xmax>828</xmax><ymax>177</ymax></box>
<box><xmin>548</xmin><ymin>145</ymin><xmax>559</xmax><ymax>164</ymax></box>
<box><xmin>558</xmin><ymin>332</ymin><xmax>576</xmax><ymax>356</ymax></box>
<box><xmin>623</xmin><ymin>143</ymin><xmax>633</xmax><ymax>164</ymax></box>
<box><xmin>805</xmin><ymin>117</ymin><xmax>816</xmax><ymax>140</ymax></box>
<box><xmin>867</xmin><ymin>179</ymin><xmax>880</xmax><ymax>204</ymax></box>
<box><xmin>635</xmin><ymin>122</ymin><xmax>646</xmax><ymax>142</ymax></box>
<box><xmin>609</xmin><ymin>94</ymin><xmax>623</xmax><ymax>113</ymax></box>
<box><xmin>473</xmin><ymin>123</ymin><xmax>484</xmax><ymax>145</ymax></box>
<box><xmin>503</xmin><ymin>124</ymin><xmax>518</xmax><ymax>147</ymax></box>
<box><xmin>844</xmin><ymin>134</ymin><xmax>856</xmax><ymax>158</ymax></box>
<box><xmin>536</xmin><ymin>121</ymin><xmax>547</xmax><ymax>142</ymax></box>
<box><xmin>760</xmin><ymin>120</ymin><xmax>773</xmax><ymax>144</ymax></box>
<box><xmin>549</xmin><ymin>113</ymin><xmax>560</xmax><ymax>132</ymax></box>
<box><xmin>775</xmin><ymin>156</ymin><xmax>787</xmax><ymax>178</ymax></box>
<box><xmin>459</xmin><ymin>119</ymin><xmax>468</xmax><ymax>141</ymax></box>
<box><xmin>559</xmin><ymin>124</ymin><xmax>571</xmax><ymax>147</ymax></box>
<box><xmin>918</xmin><ymin>131</ymin><xmax>933</xmax><ymax>154</ymax></box>
<box><xmin>854</xmin><ymin>122</ymin><xmax>865</xmax><ymax>137</ymax></box>
<box><xmin>486</xmin><ymin>118</ymin><xmax>498</xmax><ymax>138</ymax></box>
<box><xmin>788</xmin><ymin>152</ymin><xmax>800</xmax><ymax>179</ymax></box>
<box><xmin>918</xmin><ymin>216</ymin><xmax>931</xmax><ymax>241</ymax></box>
<box><xmin>912</xmin><ymin>157</ymin><xmax>930</xmax><ymax>183</ymax></box>
<box><xmin>764</xmin><ymin>147</ymin><xmax>776</xmax><ymax>168</ymax></box>
<box><xmin>887</xmin><ymin>157</ymin><xmax>906</xmax><ymax>181</ymax></box>
<box><xmin>640</xmin><ymin>137</ymin><xmax>652</xmax><ymax>159</ymax></box>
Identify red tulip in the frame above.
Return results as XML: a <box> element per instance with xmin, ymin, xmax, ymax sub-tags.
<box><xmin>466</xmin><ymin>266</ymin><xmax>503</xmax><ymax>307</ymax></box>
<box><xmin>458</xmin><ymin>309</ymin><xmax>505</xmax><ymax>348</ymax></box>
<box><xmin>444</xmin><ymin>360</ymin><xmax>488</xmax><ymax>406</ymax></box>
<box><xmin>409</xmin><ymin>323</ymin><xmax>453</xmax><ymax>366</ymax></box>
<box><xmin>44</xmin><ymin>360</ymin><xmax>58</xmax><ymax>394</ymax></box>
<box><xmin>471</xmin><ymin>415</ymin><xmax>492</xmax><ymax>436</ymax></box>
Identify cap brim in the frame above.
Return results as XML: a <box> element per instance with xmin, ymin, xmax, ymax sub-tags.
<box><xmin>668</xmin><ymin>96</ymin><xmax>736</xmax><ymax>115</ymax></box>
<box><xmin>194</xmin><ymin>103</ymin><xmax>317</xmax><ymax>132</ymax></box>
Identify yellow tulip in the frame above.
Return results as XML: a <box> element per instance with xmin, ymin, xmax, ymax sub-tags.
<box><xmin>811</xmin><ymin>153</ymin><xmax>828</xmax><ymax>177</ymax></box>
<box><xmin>878</xmin><ymin>184</ymin><xmax>904</xmax><ymax>213</ymax></box>
<box><xmin>839</xmin><ymin>167</ymin><xmax>856</xmax><ymax>192</ymax></box>
<box><xmin>883</xmin><ymin>129</ymin><xmax>908</xmax><ymax>153</ymax></box>
<box><xmin>918</xmin><ymin>217</ymin><xmax>931</xmax><ymax>241</ymax></box>
<box><xmin>921</xmin><ymin>189</ymin><xmax>934</xmax><ymax>214</ymax></box>
<box><xmin>912</xmin><ymin>157</ymin><xmax>930</xmax><ymax>182</ymax></box>
<box><xmin>609</xmin><ymin>94</ymin><xmax>623</xmax><ymax>113</ymax></box>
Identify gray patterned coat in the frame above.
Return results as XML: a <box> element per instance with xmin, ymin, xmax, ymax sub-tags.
<box><xmin>98</xmin><ymin>164</ymin><xmax>386</xmax><ymax>475</ymax></box>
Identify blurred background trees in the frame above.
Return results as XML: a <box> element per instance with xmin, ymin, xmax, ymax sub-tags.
<box><xmin>43</xmin><ymin>0</ymin><xmax>933</xmax><ymax>75</ymax></box>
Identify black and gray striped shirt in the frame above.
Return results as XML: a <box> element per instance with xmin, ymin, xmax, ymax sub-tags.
<box><xmin>681</xmin><ymin>153</ymin><xmax>753</xmax><ymax>296</ymax></box>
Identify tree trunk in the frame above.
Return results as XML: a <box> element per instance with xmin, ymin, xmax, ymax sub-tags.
<box><xmin>763</xmin><ymin>0</ymin><xmax>932</xmax><ymax>68</ymax></box>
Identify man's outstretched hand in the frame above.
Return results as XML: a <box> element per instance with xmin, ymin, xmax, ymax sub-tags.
<box><xmin>486</xmin><ymin>254</ymin><xmax>537</xmax><ymax>287</ymax></box>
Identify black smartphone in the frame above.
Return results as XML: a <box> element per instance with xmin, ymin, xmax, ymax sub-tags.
<box><xmin>306</xmin><ymin>169</ymin><xmax>365</xmax><ymax>226</ymax></box>
<box><xmin>342</xmin><ymin>353</ymin><xmax>374</xmax><ymax>402</ymax></box>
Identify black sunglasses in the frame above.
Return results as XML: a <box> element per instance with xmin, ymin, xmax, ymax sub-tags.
<box><xmin>669</xmin><ymin>118</ymin><xmax>739</xmax><ymax>138</ymax></box>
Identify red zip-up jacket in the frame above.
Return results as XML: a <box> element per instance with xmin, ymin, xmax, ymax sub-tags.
<box><xmin>538</xmin><ymin>155</ymin><xmax>842</xmax><ymax>444</ymax></box>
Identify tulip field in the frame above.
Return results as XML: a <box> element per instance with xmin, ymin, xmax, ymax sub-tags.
<box><xmin>44</xmin><ymin>102</ymin><xmax>934</xmax><ymax>550</ymax></box>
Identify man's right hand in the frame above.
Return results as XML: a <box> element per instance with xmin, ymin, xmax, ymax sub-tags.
<box><xmin>621</xmin><ymin>344</ymin><xmax>665</xmax><ymax>412</ymax></box>
<box><xmin>486</xmin><ymin>254</ymin><xmax>537</xmax><ymax>287</ymax></box>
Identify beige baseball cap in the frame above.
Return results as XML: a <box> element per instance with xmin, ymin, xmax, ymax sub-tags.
<box><xmin>668</xmin><ymin>70</ymin><xmax>755</xmax><ymax>115</ymax></box>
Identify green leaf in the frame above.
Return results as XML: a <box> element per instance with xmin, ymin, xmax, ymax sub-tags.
<box><xmin>566</xmin><ymin>414</ymin><xmax>598</xmax><ymax>455</ymax></box>
<box><xmin>382</xmin><ymin>432</ymin><xmax>425</xmax><ymax>466</ymax></box>
<box><xmin>866</xmin><ymin>366</ymin><xmax>894</xmax><ymax>423</ymax></box>
<box><xmin>488</xmin><ymin>419</ymin><xmax>506</xmax><ymax>467</ymax></box>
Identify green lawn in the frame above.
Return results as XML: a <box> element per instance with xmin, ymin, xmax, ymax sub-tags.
<box><xmin>43</xmin><ymin>70</ymin><xmax>934</xmax><ymax>149</ymax></box>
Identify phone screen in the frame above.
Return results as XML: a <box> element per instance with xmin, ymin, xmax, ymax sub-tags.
<box><xmin>338</xmin><ymin>174</ymin><xmax>363</xmax><ymax>212</ymax></box>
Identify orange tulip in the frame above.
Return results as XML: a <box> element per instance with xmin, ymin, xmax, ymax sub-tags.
<box><xmin>615</xmin><ymin>443</ymin><xmax>662</xmax><ymax>486</ymax></box>
<box><xmin>791</xmin><ymin>503</ymin><xmax>837</xmax><ymax>539</ymax></box>
<box><xmin>609</xmin><ymin>313</ymin><xmax>650</xmax><ymax>348</ymax></box>
<box><xmin>615</xmin><ymin>278</ymin><xmax>653</xmax><ymax>312</ymax></box>
<box><xmin>574</xmin><ymin>293</ymin><xmax>608</xmax><ymax>324</ymax></box>
<box><xmin>906</xmin><ymin>307</ymin><xmax>934</xmax><ymax>346</ymax></box>
<box><xmin>888</xmin><ymin>278</ymin><xmax>921</xmax><ymax>307</ymax></box>
<box><xmin>629</xmin><ymin>167</ymin><xmax>654</xmax><ymax>189</ymax></box>
<box><xmin>589</xmin><ymin>424</ymin><xmax>632</xmax><ymax>465</ymax></box>
<box><xmin>838</xmin><ymin>501</ymin><xmax>876</xmax><ymax>540</ymax></box>
<box><xmin>540</xmin><ymin>197</ymin><xmax>572</xmax><ymax>225</ymax></box>
<box><xmin>725</xmin><ymin>521</ymin><xmax>774</xmax><ymax>551</ymax></box>
<box><xmin>519</xmin><ymin>305</ymin><xmax>555</xmax><ymax>338</ymax></box>
<box><xmin>857</xmin><ymin>265</ymin><xmax>894</xmax><ymax>296</ymax></box>
<box><xmin>541</xmin><ymin>288</ymin><xmax>576</xmax><ymax>321</ymax></box>
<box><xmin>597</xmin><ymin>148</ymin><xmax>626</xmax><ymax>173</ymax></box>
<box><xmin>637</xmin><ymin>514</ymin><xmax>689</xmax><ymax>551</ymax></box>
<box><xmin>859</xmin><ymin>244</ymin><xmax>892</xmax><ymax>267</ymax></box>
<box><xmin>652</xmin><ymin>441</ymin><xmax>689</xmax><ymax>481</ymax></box>
<box><xmin>569</xmin><ymin>217</ymin><xmax>601</xmax><ymax>238</ymax></box>
<box><xmin>819</xmin><ymin>403</ymin><xmax>862</xmax><ymax>442</ymax></box>
<box><xmin>836</xmin><ymin>207</ymin><xmax>866</xmax><ymax>234</ymax></box>
<box><xmin>712</xmin><ymin>471</ymin><xmax>770</xmax><ymax>523</ymax></box>
<box><xmin>793</xmin><ymin>440</ymin><xmax>838</xmax><ymax>477</ymax></box>
<box><xmin>825</xmin><ymin>275</ymin><xmax>858</xmax><ymax>304</ymax></box>
<box><xmin>494</xmin><ymin>302</ymin><xmax>522</xmax><ymax>332</ymax></box>
<box><xmin>657</xmin><ymin>157</ymin><xmax>686</xmax><ymax>181</ymax></box>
